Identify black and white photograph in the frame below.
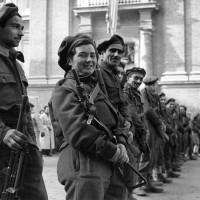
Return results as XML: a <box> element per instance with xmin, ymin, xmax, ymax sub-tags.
<box><xmin>0</xmin><ymin>0</ymin><xmax>200</xmax><ymax>200</ymax></box>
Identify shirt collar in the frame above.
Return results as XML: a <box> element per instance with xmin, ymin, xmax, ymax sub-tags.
<box><xmin>99</xmin><ymin>60</ymin><xmax>117</xmax><ymax>75</ymax></box>
<box><xmin>0</xmin><ymin>42</ymin><xmax>25</xmax><ymax>62</ymax></box>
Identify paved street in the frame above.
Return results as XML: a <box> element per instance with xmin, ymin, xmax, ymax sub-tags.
<box><xmin>42</xmin><ymin>155</ymin><xmax>200</xmax><ymax>200</ymax></box>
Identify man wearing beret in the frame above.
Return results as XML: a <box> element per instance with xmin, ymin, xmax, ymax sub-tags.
<box><xmin>97</xmin><ymin>35</ymin><xmax>138</xmax><ymax>198</ymax></box>
<box><xmin>165</xmin><ymin>99</ymin><xmax>182</xmax><ymax>177</ymax></box>
<box><xmin>140</xmin><ymin>76</ymin><xmax>165</xmax><ymax>193</ymax></box>
<box><xmin>123</xmin><ymin>67</ymin><xmax>152</xmax><ymax>196</ymax></box>
<box><xmin>49</xmin><ymin>33</ymin><xmax>130</xmax><ymax>200</ymax></box>
<box><xmin>97</xmin><ymin>34</ymin><xmax>132</xmax><ymax>131</ymax></box>
<box><xmin>179</xmin><ymin>105</ymin><xmax>193</xmax><ymax>160</ymax></box>
<box><xmin>0</xmin><ymin>3</ymin><xmax>48</xmax><ymax>200</ymax></box>
<box><xmin>158</xmin><ymin>93</ymin><xmax>180</xmax><ymax>178</ymax></box>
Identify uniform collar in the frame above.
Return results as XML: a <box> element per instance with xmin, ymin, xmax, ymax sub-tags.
<box><xmin>99</xmin><ymin>60</ymin><xmax>118</xmax><ymax>75</ymax></box>
<box><xmin>0</xmin><ymin>43</ymin><xmax>9</xmax><ymax>57</ymax></box>
<box><xmin>126</xmin><ymin>83</ymin><xmax>140</xmax><ymax>93</ymax></box>
<box><xmin>0</xmin><ymin>42</ymin><xmax>24</xmax><ymax>62</ymax></box>
<box><xmin>66</xmin><ymin>70</ymin><xmax>97</xmax><ymax>83</ymax></box>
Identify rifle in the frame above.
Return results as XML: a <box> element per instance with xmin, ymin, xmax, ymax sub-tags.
<box><xmin>0</xmin><ymin>95</ymin><xmax>29</xmax><ymax>200</ymax></box>
<box><xmin>72</xmin><ymin>68</ymin><xmax>147</xmax><ymax>190</ymax></box>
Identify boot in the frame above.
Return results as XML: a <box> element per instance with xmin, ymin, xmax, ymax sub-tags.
<box><xmin>143</xmin><ymin>174</ymin><xmax>163</xmax><ymax>193</ymax></box>
<box><xmin>157</xmin><ymin>173</ymin><xmax>173</xmax><ymax>184</ymax></box>
<box><xmin>166</xmin><ymin>169</ymin><xmax>180</xmax><ymax>178</ymax></box>
<box><xmin>133</xmin><ymin>174</ymin><xmax>148</xmax><ymax>197</ymax></box>
<box><xmin>133</xmin><ymin>187</ymin><xmax>147</xmax><ymax>196</ymax></box>
<box><xmin>172</xmin><ymin>166</ymin><xmax>181</xmax><ymax>172</ymax></box>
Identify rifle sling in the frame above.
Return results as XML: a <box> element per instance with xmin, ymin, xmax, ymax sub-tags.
<box><xmin>88</xmin><ymin>83</ymin><xmax>100</xmax><ymax>105</ymax></box>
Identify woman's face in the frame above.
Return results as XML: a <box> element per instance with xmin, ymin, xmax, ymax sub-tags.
<box><xmin>69</xmin><ymin>44</ymin><xmax>97</xmax><ymax>75</ymax></box>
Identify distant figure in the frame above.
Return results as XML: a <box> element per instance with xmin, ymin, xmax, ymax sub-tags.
<box><xmin>30</xmin><ymin>103</ymin><xmax>42</xmax><ymax>152</ymax></box>
<box><xmin>40</xmin><ymin>105</ymin><xmax>55</xmax><ymax>155</ymax></box>
<box><xmin>39</xmin><ymin>109</ymin><xmax>45</xmax><ymax>115</ymax></box>
<box><xmin>191</xmin><ymin>113</ymin><xmax>200</xmax><ymax>158</ymax></box>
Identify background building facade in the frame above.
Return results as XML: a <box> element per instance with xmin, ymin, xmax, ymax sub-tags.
<box><xmin>3</xmin><ymin>0</ymin><xmax>200</xmax><ymax>115</ymax></box>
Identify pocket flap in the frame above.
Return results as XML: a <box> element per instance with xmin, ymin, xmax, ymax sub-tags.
<box><xmin>0</xmin><ymin>73</ymin><xmax>16</xmax><ymax>83</ymax></box>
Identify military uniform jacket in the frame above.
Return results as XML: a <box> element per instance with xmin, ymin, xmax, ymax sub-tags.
<box><xmin>140</xmin><ymin>86</ymin><xmax>163</xmax><ymax>137</ymax></box>
<box><xmin>49</xmin><ymin>70</ymin><xmax>127</xmax><ymax>160</ymax></box>
<box><xmin>99</xmin><ymin>61</ymin><xmax>132</xmax><ymax>124</ymax></box>
<box><xmin>0</xmin><ymin>44</ymin><xmax>36</xmax><ymax>145</ymax></box>
<box><xmin>123</xmin><ymin>84</ymin><xmax>147</xmax><ymax>143</ymax></box>
<box><xmin>161</xmin><ymin>108</ymin><xmax>174</xmax><ymax>136</ymax></box>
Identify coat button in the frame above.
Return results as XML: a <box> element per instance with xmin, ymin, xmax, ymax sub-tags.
<box><xmin>2</xmin><ymin>77</ymin><xmax>6</xmax><ymax>83</ymax></box>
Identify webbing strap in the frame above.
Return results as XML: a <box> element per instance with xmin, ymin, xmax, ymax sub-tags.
<box><xmin>88</xmin><ymin>83</ymin><xmax>100</xmax><ymax>105</ymax></box>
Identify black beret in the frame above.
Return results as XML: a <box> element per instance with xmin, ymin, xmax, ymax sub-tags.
<box><xmin>143</xmin><ymin>76</ymin><xmax>158</xmax><ymax>85</ymax></box>
<box><xmin>0</xmin><ymin>3</ymin><xmax>20</xmax><ymax>26</ymax></box>
<box><xmin>97</xmin><ymin>34</ymin><xmax>125</xmax><ymax>54</ymax></box>
<box><xmin>165</xmin><ymin>98</ymin><xmax>176</xmax><ymax>105</ymax></box>
<box><xmin>180</xmin><ymin>105</ymin><xmax>187</xmax><ymax>111</ymax></box>
<box><xmin>58</xmin><ymin>33</ymin><xmax>98</xmax><ymax>73</ymax></box>
<box><xmin>158</xmin><ymin>92</ymin><xmax>166</xmax><ymax>98</ymax></box>
<box><xmin>126</xmin><ymin>67</ymin><xmax>146</xmax><ymax>77</ymax></box>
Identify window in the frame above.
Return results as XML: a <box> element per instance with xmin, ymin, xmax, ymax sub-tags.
<box><xmin>122</xmin><ymin>43</ymin><xmax>135</xmax><ymax>64</ymax></box>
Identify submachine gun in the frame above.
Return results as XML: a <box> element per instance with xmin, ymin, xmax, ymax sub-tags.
<box><xmin>0</xmin><ymin>95</ymin><xmax>29</xmax><ymax>200</ymax></box>
<box><xmin>72</xmin><ymin>68</ymin><xmax>147</xmax><ymax>191</ymax></box>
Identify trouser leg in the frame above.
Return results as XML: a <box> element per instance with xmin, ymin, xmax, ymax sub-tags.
<box><xmin>58</xmin><ymin>145</ymin><xmax>128</xmax><ymax>200</ymax></box>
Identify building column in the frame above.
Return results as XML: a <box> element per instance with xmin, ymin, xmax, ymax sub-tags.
<box><xmin>160</xmin><ymin>0</ymin><xmax>187</xmax><ymax>82</ymax></box>
<box><xmin>28</xmin><ymin>0</ymin><xmax>48</xmax><ymax>84</ymax></box>
<box><xmin>189</xmin><ymin>0</ymin><xmax>200</xmax><ymax>81</ymax></box>
<box><xmin>78</xmin><ymin>13</ymin><xmax>92</xmax><ymax>35</ymax></box>
<box><xmin>139</xmin><ymin>9</ymin><xmax>153</xmax><ymax>76</ymax></box>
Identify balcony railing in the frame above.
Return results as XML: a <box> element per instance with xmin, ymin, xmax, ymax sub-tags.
<box><xmin>77</xmin><ymin>0</ymin><xmax>157</xmax><ymax>7</ymax></box>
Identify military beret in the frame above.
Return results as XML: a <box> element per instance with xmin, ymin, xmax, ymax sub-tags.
<box><xmin>165</xmin><ymin>98</ymin><xmax>176</xmax><ymax>105</ymax></box>
<box><xmin>143</xmin><ymin>76</ymin><xmax>158</xmax><ymax>85</ymax></box>
<box><xmin>58</xmin><ymin>33</ymin><xmax>98</xmax><ymax>73</ymax></box>
<box><xmin>97</xmin><ymin>34</ymin><xmax>125</xmax><ymax>54</ymax></box>
<box><xmin>180</xmin><ymin>105</ymin><xmax>187</xmax><ymax>111</ymax></box>
<box><xmin>0</xmin><ymin>3</ymin><xmax>20</xmax><ymax>26</ymax></box>
<box><xmin>158</xmin><ymin>92</ymin><xmax>165</xmax><ymax>98</ymax></box>
<box><xmin>126</xmin><ymin>67</ymin><xmax>146</xmax><ymax>77</ymax></box>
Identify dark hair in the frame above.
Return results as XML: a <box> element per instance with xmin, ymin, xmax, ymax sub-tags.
<box><xmin>158</xmin><ymin>92</ymin><xmax>166</xmax><ymax>98</ymax></box>
<box><xmin>165</xmin><ymin>98</ymin><xmax>175</xmax><ymax>105</ymax></box>
<box><xmin>44</xmin><ymin>105</ymin><xmax>49</xmax><ymax>110</ymax></box>
<box><xmin>180</xmin><ymin>105</ymin><xmax>187</xmax><ymax>111</ymax></box>
<box><xmin>68</xmin><ymin>39</ymin><xmax>97</xmax><ymax>62</ymax></box>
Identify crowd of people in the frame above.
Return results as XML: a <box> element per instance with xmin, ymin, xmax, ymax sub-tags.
<box><xmin>115</xmin><ymin>61</ymin><xmax>200</xmax><ymax>199</ymax></box>
<box><xmin>0</xmin><ymin>3</ymin><xmax>199</xmax><ymax>200</ymax></box>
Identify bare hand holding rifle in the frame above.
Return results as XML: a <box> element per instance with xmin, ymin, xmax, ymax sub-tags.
<box><xmin>1</xmin><ymin>95</ymin><xmax>28</xmax><ymax>200</ymax></box>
